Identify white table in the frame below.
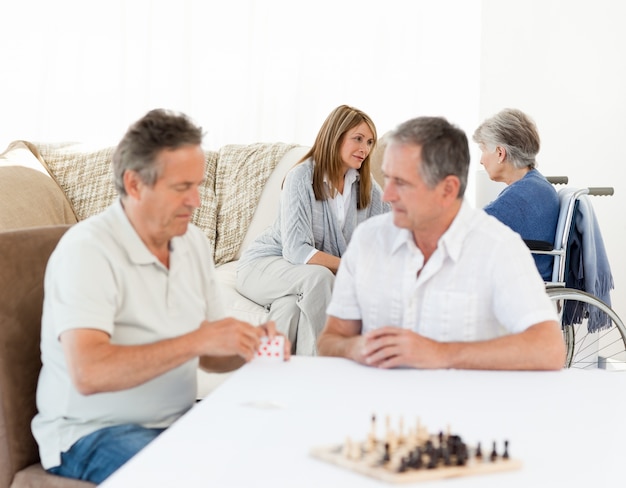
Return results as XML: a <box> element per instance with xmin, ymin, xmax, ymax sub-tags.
<box><xmin>101</xmin><ymin>357</ymin><xmax>626</xmax><ymax>487</ymax></box>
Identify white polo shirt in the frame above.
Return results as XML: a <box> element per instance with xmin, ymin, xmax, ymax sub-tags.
<box><xmin>33</xmin><ymin>200</ymin><xmax>225</xmax><ymax>469</ymax></box>
<box><xmin>327</xmin><ymin>201</ymin><xmax>558</xmax><ymax>341</ymax></box>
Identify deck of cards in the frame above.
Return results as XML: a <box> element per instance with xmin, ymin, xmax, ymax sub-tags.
<box><xmin>256</xmin><ymin>335</ymin><xmax>285</xmax><ymax>361</ymax></box>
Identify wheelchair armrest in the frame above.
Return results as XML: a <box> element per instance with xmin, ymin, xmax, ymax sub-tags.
<box><xmin>524</xmin><ymin>239</ymin><xmax>554</xmax><ymax>251</ymax></box>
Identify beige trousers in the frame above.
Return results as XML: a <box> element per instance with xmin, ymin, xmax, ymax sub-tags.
<box><xmin>236</xmin><ymin>256</ymin><xmax>334</xmax><ymax>355</ymax></box>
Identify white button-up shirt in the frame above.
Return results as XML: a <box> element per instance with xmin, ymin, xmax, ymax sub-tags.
<box><xmin>327</xmin><ymin>201</ymin><xmax>558</xmax><ymax>341</ymax></box>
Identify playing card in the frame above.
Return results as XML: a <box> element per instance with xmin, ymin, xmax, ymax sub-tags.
<box><xmin>256</xmin><ymin>335</ymin><xmax>285</xmax><ymax>360</ymax></box>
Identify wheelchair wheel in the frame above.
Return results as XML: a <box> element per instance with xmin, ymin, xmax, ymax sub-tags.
<box><xmin>547</xmin><ymin>287</ymin><xmax>626</xmax><ymax>369</ymax></box>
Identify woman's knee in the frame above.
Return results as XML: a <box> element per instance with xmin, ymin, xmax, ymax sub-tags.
<box><xmin>298</xmin><ymin>267</ymin><xmax>335</xmax><ymax>300</ymax></box>
<box><xmin>305</xmin><ymin>266</ymin><xmax>334</xmax><ymax>290</ymax></box>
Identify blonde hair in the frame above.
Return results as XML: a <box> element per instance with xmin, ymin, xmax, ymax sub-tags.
<box><xmin>298</xmin><ymin>105</ymin><xmax>377</xmax><ymax>209</ymax></box>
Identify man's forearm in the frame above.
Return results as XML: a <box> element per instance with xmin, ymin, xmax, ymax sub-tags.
<box><xmin>317</xmin><ymin>332</ymin><xmax>356</xmax><ymax>359</ymax></box>
<box><xmin>443</xmin><ymin>322</ymin><xmax>565</xmax><ymax>371</ymax></box>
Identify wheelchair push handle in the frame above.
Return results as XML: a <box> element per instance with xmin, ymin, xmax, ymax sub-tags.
<box><xmin>587</xmin><ymin>187</ymin><xmax>614</xmax><ymax>196</ymax></box>
<box><xmin>546</xmin><ymin>176</ymin><xmax>569</xmax><ymax>185</ymax></box>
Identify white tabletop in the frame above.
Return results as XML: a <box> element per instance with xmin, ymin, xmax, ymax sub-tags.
<box><xmin>101</xmin><ymin>357</ymin><xmax>626</xmax><ymax>487</ymax></box>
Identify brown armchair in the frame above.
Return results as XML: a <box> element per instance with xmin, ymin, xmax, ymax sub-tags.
<box><xmin>0</xmin><ymin>226</ymin><xmax>94</xmax><ymax>488</ymax></box>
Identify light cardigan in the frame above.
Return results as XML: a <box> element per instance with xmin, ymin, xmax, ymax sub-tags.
<box><xmin>238</xmin><ymin>158</ymin><xmax>390</xmax><ymax>268</ymax></box>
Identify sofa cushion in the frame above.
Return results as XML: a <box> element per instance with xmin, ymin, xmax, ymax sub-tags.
<box><xmin>214</xmin><ymin>261</ymin><xmax>269</xmax><ymax>324</ymax></box>
<box><xmin>191</xmin><ymin>150</ymin><xmax>219</xmax><ymax>251</ymax></box>
<box><xmin>369</xmin><ymin>130</ymin><xmax>389</xmax><ymax>188</ymax></box>
<box><xmin>0</xmin><ymin>141</ymin><xmax>52</xmax><ymax>175</ymax></box>
<box><xmin>0</xmin><ymin>226</ymin><xmax>78</xmax><ymax>487</ymax></box>
<box><xmin>11</xmin><ymin>463</ymin><xmax>94</xmax><ymax>488</ymax></box>
<box><xmin>30</xmin><ymin>142</ymin><xmax>118</xmax><ymax>221</ymax></box>
<box><xmin>236</xmin><ymin>145</ymin><xmax>310</xmax><ymax>260</ymax></box>
<box><xmin>0</xmin><ymin>166</ymin><xmax>78</xmax><ymax>231</ymax></box>
<box><xmin>213</xmin><ymin>142</ymin><xmax>296</xmax><ymax>265</ymax></box>
<box><xmin>0</xmin><ymin>142</ymin><xmax>78</xmax><ymax>231</ymax></box>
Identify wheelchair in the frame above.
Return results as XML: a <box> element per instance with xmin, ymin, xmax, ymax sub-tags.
<box><xmin>529</xmin><ymin>178</ymin><xmax>626</xmax><ymax>369</ymax></box>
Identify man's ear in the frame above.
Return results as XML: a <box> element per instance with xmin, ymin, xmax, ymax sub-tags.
<box><xmin>123</xmin><ymin>170</ymin><xmax>142</xmax><ymax>199</ymax></box>
<box><xmin>440</xmin><ymin>175</ymin><xmax>461</xmax><ymax>203</ymax></box>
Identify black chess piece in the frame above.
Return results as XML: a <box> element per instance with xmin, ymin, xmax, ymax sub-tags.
<box><xmin>411</xmin><ymin>447</ymin><xmax>423</xmax><ymax>469</ymax></box>
<box><xmin>425</xmin><ymin>439</ymin><xmax>434</xmax><ymax>454</ymax></box>
<box><xmin>456</xmin><ymin>443</ymin><xmax>468</xmax><ymax>466</ymax></box>
<box><xmin>447</xmin><ymin>434</ymin><xmax>461</xmax><ymax>456</ymax></box>
<box><xmin>442</xmin><ymin>446</ymin><xmax>451</xmax><ymax>466</ymax></box>
<box><xmin>490</xmin><ymin>441</ymin><xmax>498</xmax><ymax>462</ymax></box>
<box><xmin>382</xmin><ymin>442</ymin><xmax>390</xmax><ymax>462</ymax></box>
<box><xmin>503</xmin><ymin>440</ymin><xmax>510</xmax><ymax>459</ymax></box>
<box><xmin>398</xmin><ymin>456</ymin><xmax>408</xmax><ymax>473</ymax></box>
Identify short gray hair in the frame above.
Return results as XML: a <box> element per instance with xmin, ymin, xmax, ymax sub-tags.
<box><xmin>388</xmin><ymin>116</ymin><xmax>470</xmax><ymax>198</ymax></box>
<box><xmin>112</xmin><ymin>108</ymin><xmax>204</xmax><ymax>196</ymax></box>
<box><xmin>472</xmin><ymin>108</ymin><xmax>540</xmax><ymax>169</ymax></box>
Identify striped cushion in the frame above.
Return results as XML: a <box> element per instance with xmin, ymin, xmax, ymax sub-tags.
<box><xmin>33</xmin><ymin>142</ymin><xmax>220</xmax><ymax>250</ymax></box>
<box><xmin>34</xmin><ymin>142</ymin><xmax>117</xmax><ymax>221</ymax></box>
<box><xmin>213</xmin><ymin>142</ymin><xmax>296</xmax><ymax>265</ymax></box>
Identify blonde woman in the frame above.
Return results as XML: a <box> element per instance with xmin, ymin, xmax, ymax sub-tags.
<box><xmin>236</xmin><ymin>105</ymin><xmax>390</xmax><ymax>355</ymax></box>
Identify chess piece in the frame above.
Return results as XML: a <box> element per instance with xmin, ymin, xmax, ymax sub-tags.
<box><xmin>350</xmin><ymin>441</ymin><xmax>362</xmax><ymax>460</ymax></box>
<box><xmin>365</xmin><ymin>415</ymin><xmax>377</xmax><ymax>453</ymax></box>
<box><xmin>456</xmin><ymin>443</ymin><xmax>468</xmax><ymax>466</ymax></box>
<box><xmin>490</xmin><ymin>441</ymin><xmax>498</xmax><ymax>462</ymax></box>
<box><xmin>398</xmin><ymin>416</ymin><xmax>405</xmax><ymax>444</ymax></box>
<box><xmin>475</xmin><ymin>441</ymin><xmax>483</xmax><ymax>459</ymax></box>
<box><xmin>382</xmin><ymin>442</ymin><xmax>391</xmax><ymax>462</ymax></box>
<box><xmin>388</xmin><ymin>430</ymin><xmax>398</xmax><ymax>453</ymax></box>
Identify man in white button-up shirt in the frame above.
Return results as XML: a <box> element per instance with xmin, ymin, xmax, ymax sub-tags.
<box><xmin>318</xmin><ymin>116</ymin><xmax>565</xmax><ymax>371</ymax></box>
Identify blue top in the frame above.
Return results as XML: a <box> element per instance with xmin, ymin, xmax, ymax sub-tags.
<box><xmin>483</xmin><ymin>169</ymin><xmax>560</xmax><ymax>281</ymax></box>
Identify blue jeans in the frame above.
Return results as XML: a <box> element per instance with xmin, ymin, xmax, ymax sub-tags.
<box><xmin>47</xmin><ymin>424</ymin><xmax>166</xmax><ymax>484</ymax></box>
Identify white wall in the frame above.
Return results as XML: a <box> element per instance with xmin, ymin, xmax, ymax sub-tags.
<box><xmin>0</xmin><ymin>0</ymin><xmax>481</xmax><ymax>152</ymax></box>
<box><xmin>479</xmin><ymin>0</ymin><xmax>626</xmax><ymax>321</ymax></box>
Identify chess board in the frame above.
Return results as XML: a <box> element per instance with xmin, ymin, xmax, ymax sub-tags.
<box><xmin>310</xmin><ymin>416</ymin><xmax>522</xmax><ymax>483</ymax></box>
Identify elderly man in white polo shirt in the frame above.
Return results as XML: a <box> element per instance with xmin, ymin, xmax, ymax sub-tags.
<box><xmin>317</xmin><ymin>116</ymin><xmax>565</xmax><ymax>371</ymax></box>
<box><xmin>32</xmin><ymin>109</ymin><xmax>290</xmax><ymax>485</ymax></box>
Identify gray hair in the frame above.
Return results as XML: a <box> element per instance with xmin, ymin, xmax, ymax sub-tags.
<box><xmin>112</xmin><ymin>108</ymin><xmax>204</xmax><ymax>197</ymax></box>
<box><xmin>388</xmin><ymin>116</ymin><xmax>470</xmax><ymax>198</ymax></box>
<box><xmin>472</xmin><ymin>108</ymin><xmax>540</xmax><ymax>169</ymax></box>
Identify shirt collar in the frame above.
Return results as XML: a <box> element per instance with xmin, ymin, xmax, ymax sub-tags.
<box><xmin>323</xmin><ymin>168</ymin><xmax>360</xmax><ymax>190</ymax></box>
<box><xmin>389</xmin><ymin>200</ymin><xmax>472</xmax><ymax>263</ymax></box>
<box><xmin>112</xmin><ymin>199</ymin><xmax>188</xmax><ymax>266</ymax></box>
<box><xmin>437</xmin><ymin>200</ymin><xmax>472</xmax><ymax>263</ymax></box>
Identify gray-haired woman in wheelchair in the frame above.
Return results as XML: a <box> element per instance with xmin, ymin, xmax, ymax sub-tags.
<box><xmin>473</xmin><ymin>108</ymin><xmax>559</xmax><ymax>281</ymax></box>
